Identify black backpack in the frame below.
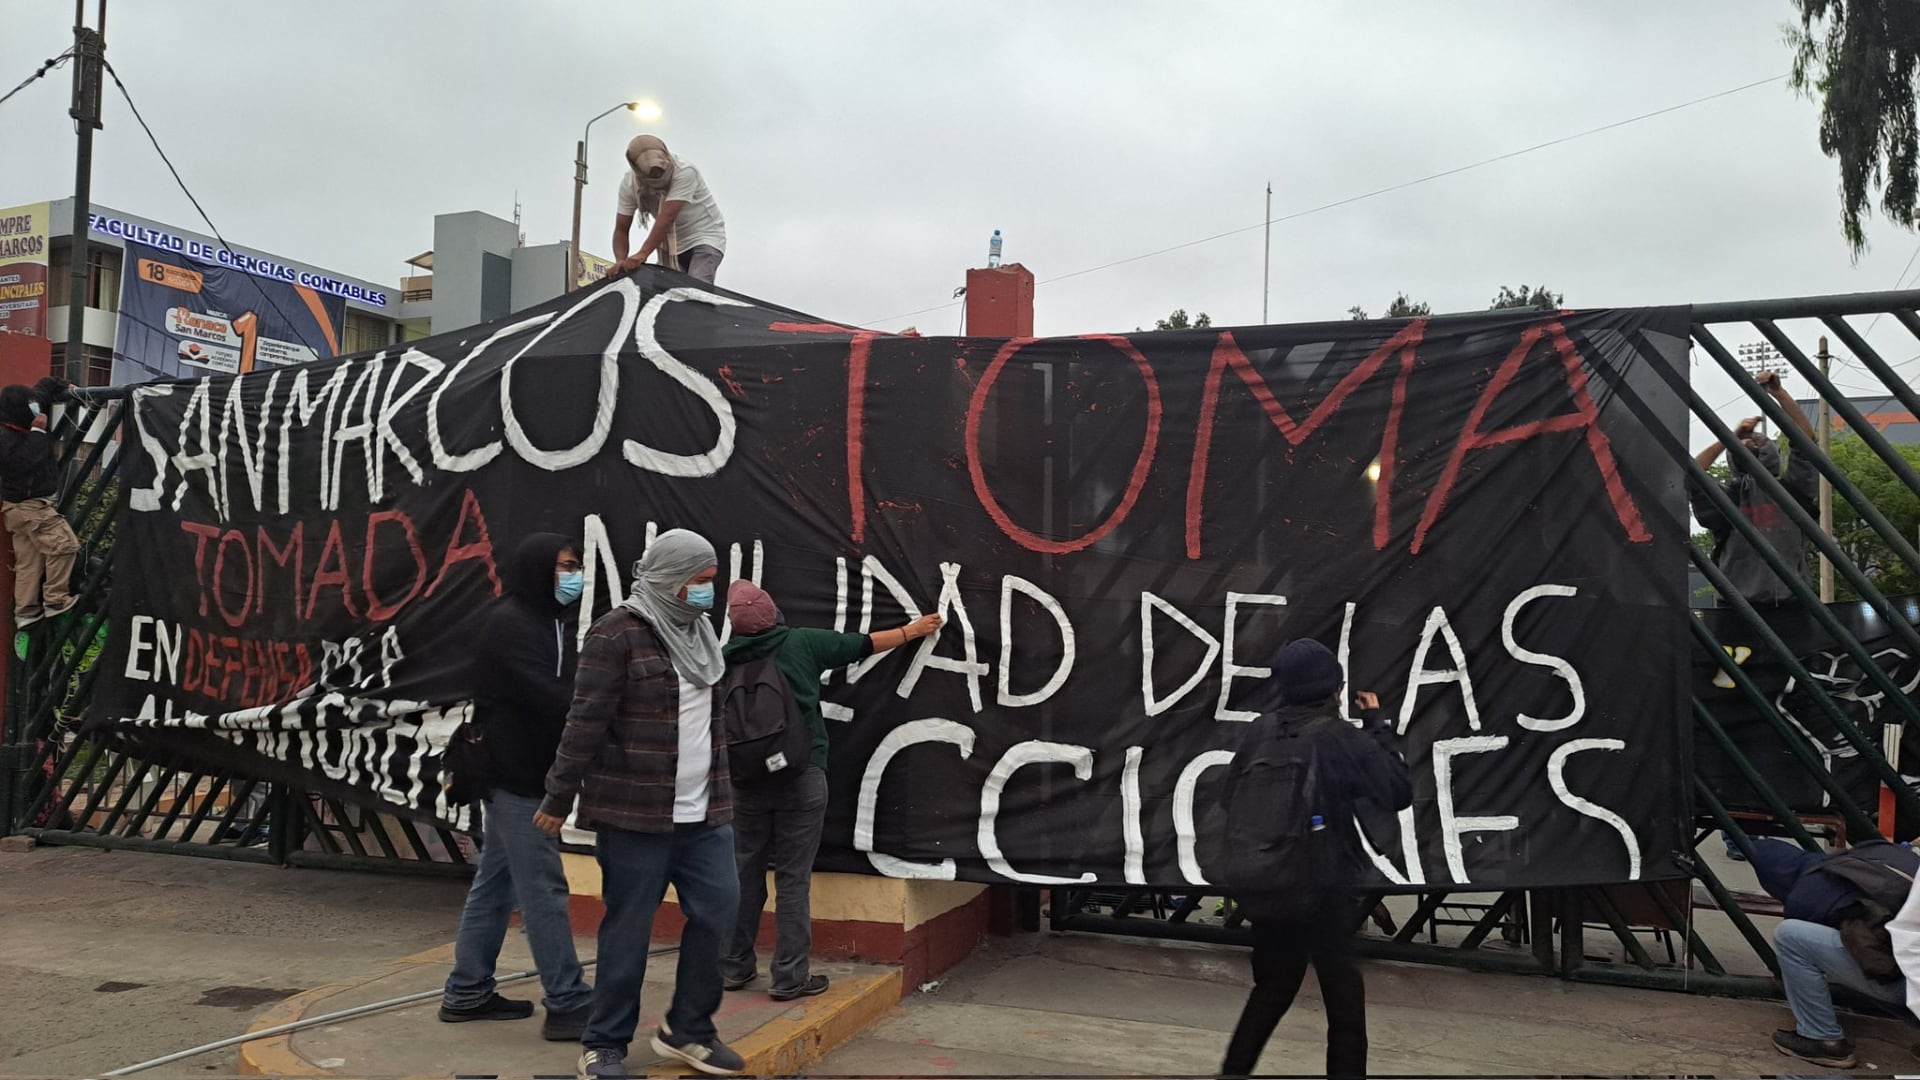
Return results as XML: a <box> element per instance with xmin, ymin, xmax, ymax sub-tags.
<box><xmin>1220</xmin><ymin>713</ymin><xmax>1346</xmax><ymax>922</ymax></box>
<box><xmin>719</xmin><ymin>653</ymin><xmax>811</xmax><ymax>787</ymax></box>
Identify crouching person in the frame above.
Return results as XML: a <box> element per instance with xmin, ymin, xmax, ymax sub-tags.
<box><xmin>441</xmin><ymin>534</ymin><xmax>593</xmax><ymax>1037</ymax></box>
<box><xmin>1218</xmin><ymin>639</ymin><xmax>1412</xmax><ymax>1080</ymax></box>
<box><xmin>1753</xmin><ymin>837</ymin><xmax>1920</xmax><ymax>1068</ymax></box>
<box><xmin>536</xmin><ymin>529</ymin><xmax>744</xmax><ymax>1079</ymax></box>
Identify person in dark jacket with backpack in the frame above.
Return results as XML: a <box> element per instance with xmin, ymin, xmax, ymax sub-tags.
<box><xmin>1752</xmin><ymin>837</ymin><xmax>1920</xmax><ymax>1069</ymax></box>
<box><xmin>440</xmin><ymin>533</ymin><xmax>593</xmax><ymax>1041</ymax></box>
<box><xmin>0</xmin><ymin>382</ymin><xmax>79</xmax><ymax>628</ymax></box>
<box><xmin>718</xmin><ymin>580</ymin><xmax>941</xmax><ymax>1001</ymax></box>
<box><xmin>1688</xmin><ymin>371</ymin><xmax>1820</xmax><ymax>605</ymax></box>
<box><xmin>1219</xmin><ymin>638</ymin><xmax>1411</xmax><ymax>1080</ymax></box>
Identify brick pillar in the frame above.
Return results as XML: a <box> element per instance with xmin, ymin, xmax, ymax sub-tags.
<box><xmin>963</xmin><ymin>264</ymin><xmax>1034</xmax><ymax>337</ymax></box>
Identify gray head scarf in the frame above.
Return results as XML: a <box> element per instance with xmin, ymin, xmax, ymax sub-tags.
<box><xmin>621</xmin><ymin>528</ymin><xmax>724</xmax><ymax>686</ymax></box>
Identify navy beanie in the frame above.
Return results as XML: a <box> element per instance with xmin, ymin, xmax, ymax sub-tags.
<box><xmin>1270</xmin><ymin>638</ymin><xmax>1343</xmax><ymax>705</ymax></box>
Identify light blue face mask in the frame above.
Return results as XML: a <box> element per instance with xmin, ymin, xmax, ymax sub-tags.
<box><xmin>554</xmin><ymin>570</ymin><xmax>584</xmax><ymax>606</ymax></box>
<box><xmin>685</xmin><ymin>582</ymin><xmax>716</xmax><ymax>610</ymax></box>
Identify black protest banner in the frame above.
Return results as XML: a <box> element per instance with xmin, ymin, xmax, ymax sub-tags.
<box><xmin>94</xmin><ymin>270</ymin><xmax>1694</xmax><ymax>889</ymax></box>
<box><xmin>1693</xmin><ymin>597</ymin><xmax>1920</xmax><ymax>824</ymax></box>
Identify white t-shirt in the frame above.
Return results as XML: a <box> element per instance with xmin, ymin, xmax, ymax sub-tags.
<box><xmin>673</xmin><ymin>672</ymin><xmax>714</xmax><ymax>823</ymax></box>
<box><xmin>618</xmin><ymin>157</ymin><xmax>727</xmax><ymax>253</ymax></box>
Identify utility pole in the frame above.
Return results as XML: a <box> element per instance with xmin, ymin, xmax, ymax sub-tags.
<box><xmin>64</xmin><ymin>0</ymin><xmax>106</xmax><ymax>386</ymax></box>
<box><xmin>568</xmin><ymin>139</ymin><xmax>587</xmax><ymax>291</ymax></box>
<box><xmin>1817</xmin><ymin>335</ymin><xmax>1834</xmax><ymax>603</ymax></box>
<box><xmin>1261</xmin><ymin>182</ymin><xmax>1271</xmax><ymax>324</ymax></box>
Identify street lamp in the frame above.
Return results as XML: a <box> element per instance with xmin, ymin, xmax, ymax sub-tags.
<box><xmin>569</xmin><ymin>100</ymin><xmax>650</xmax><ymax>291</ymax></box>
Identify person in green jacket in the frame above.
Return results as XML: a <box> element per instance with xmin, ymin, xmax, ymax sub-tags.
<box><xmin>719</xmin><ymin>580</ymin><xmax>941</xmax><ymax>1000</ymax></box>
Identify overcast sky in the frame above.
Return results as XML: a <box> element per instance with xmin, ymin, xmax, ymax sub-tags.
<box><xmin>4</xmin><ymin>1</ymin><xmax>1917</xmax><ymax>432</ymax></box>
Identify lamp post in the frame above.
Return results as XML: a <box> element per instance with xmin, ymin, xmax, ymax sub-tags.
<box><xmin>569</xmin><ymin>101</ymin><xmax>645</xmax><ymax>291</ymax></box>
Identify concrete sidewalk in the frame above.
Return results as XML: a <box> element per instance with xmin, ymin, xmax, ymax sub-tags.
<box><xmin>821</xmin><ymin>933</ymin><xmax>1920</xmax><ymax>1076</ymax></box>
<box><xmin>238</xmin><ymin>935</ymin><xmax>898</xmax><ymax>1077</ymax></box>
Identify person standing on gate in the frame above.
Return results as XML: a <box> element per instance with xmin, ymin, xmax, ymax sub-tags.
<box><xmin>608</xmin><ymin>134</ymin><xmax>727</xmax><ymax>284</ymax></box>
<box><xmin>1689</xmin><ymin>369</ymin><xmax>1821</xmax><ymax>861</ymax></box>
<box><xmin>1689</xmin><ymin>370</ymin><xmax>1820</xmax><ymax>605</ymax></box>
<box><xmin>1218</xmin><ymin>639</ymin><xmax>1411</xmax><ymax>1080</ymax></box>
<box><xmin>718</xmin><ymin>580</ymin><xmax>942</xmax><ymax>1000</ymax></box>
<box><xmin>440</xmin><ymin>534</ymin><xmax>594</xmax><ymax>1040</ymax></box>
<box><xmin>0</xmin><ymin>382</ymin><xmax>79</xmax><ymax>629</ymax></box>
<box><xmin>535</xmin><ymin>529</ymin><xmax>744</xmax><ymax>1079</ymax></box>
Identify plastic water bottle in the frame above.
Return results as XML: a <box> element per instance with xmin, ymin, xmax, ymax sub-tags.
<box><xmin>1309</xmin><ymin>814</ymin><xmax>1326</xmax><ymax>832</ymax></box>
<box><xmin>988</xmin><ymin>229</ymin><xmax>1002</xmax><ymax>268</ymax></box>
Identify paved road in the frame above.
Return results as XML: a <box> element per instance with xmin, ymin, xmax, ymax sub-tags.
<box><xmin>820</xmin><ymin>932</ymin><xmax>1920</xmax><ymax>1076</ymax></box>
<box><xmin>0</xmin><ymin>844</ymin><xmax>469</xmax><ymax>1078</ymax></box>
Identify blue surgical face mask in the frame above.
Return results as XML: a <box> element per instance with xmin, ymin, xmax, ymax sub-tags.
<box><xmin>28</xmin><ymin>402</ymin><xmax>40</xmax><ymax>419</ymax></box>
<box><xmin>685</xmin><ymin>582</ymin><xmax>716</xmax><ymax>610</ymax></box>
<box><xmin>554</xmin><ymin>570</ymin><xmax>584</xmax><ymax>606</ymax></box>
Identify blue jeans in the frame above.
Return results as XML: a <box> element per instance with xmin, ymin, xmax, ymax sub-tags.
<box><xmin>444</xmin><ymin>791</ymin><xmax>592</xmax><ymax>1013</ymax></box>
<box><xmin>584</xmin><ymin>822</ymin><xmax>739</xmax><ymax>1053</ymax></box>
<box><xmin>1775</xmin><ymin>919</ymin><xmax>1906</xmax><ymax>1041</ymax></box>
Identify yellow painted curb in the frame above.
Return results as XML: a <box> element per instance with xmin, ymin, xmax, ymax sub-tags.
<box><xmin>235</xmin><ymin>943</ymin><xmax>455</xmax><ymax>1077</ymax></box>
<box><xmin>234</xmin><ymin>939</ymin><xmax>899</xmax><ymax>1078</ymax></box>
<box><xmin>647</xmin><ymin>967</ymin><xmax>903</xmax><ymax>1078</ymax></box>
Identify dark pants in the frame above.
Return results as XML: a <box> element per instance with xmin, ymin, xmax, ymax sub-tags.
<box><xmin>723</xmin><ymin>766</ymin><xmax>828</xmax><ymax>992</ymax></box>
<box><xmin>1221</xmin><ymin>904</ymin><xmax>1368</xmax><ymax>1079</ymax></box>
<box><xmin>582</xmin><ymin>823</ymin><xmax>738</xmax><ymax>1053</ymax></box>
<box><xmin>678</xmin><ymin>244</ymin><xmax>723</xmax><ymax>284</ymax></box>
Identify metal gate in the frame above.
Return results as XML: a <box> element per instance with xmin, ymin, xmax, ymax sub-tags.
<box><xmin>6</xmin><ymin>288</ymin><xmax>1920</xmax><ymax>987</ymax></box>
<box><xmin>1053</xmin><ymin>288</ymin><xmax>1920</xmax><ymax>996</ymax></box>
<box><xmin>0</xmin><ymin>388</ymin><xmax>469</xmax><ymax>875</ymax></box>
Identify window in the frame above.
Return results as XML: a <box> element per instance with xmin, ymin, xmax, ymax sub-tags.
<box><xmin>341</xmin><ymin>312</ymin><xmax>391</xmax><ymax>355</ymax></box>
<box><xmin>47</xmin><ymin>245</ymin><xmax>123</xmax><ymax>312</ymax></box>
<box><xmin>50</xmin><ymin>343</ymin><xmax>114</xmax><ymax>387</ymax></box>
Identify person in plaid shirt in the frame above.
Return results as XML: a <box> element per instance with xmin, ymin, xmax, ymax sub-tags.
<box><xmin>535</xmin><ymin>529</ymin><xmax>743</xmax><ymax>1079</ymax></box>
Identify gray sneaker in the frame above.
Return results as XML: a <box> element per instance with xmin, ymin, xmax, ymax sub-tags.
<box><xmin>651</xmin><ymin>1023</ymin><xmax>745</xmax><ymax>1075</ymax></box>
<box><xmin>577</xmin><ymin>1047</ymin><xmax>627</xmax><ymax>1080</ymax></box>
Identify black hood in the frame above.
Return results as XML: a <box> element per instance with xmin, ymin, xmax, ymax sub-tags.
<box><xmin>505</xmin><ymin>532</ymin><xmax>576</xmax><ymax>612</ymax></box>
<box><xmin>1737</xmin><ymin>439</ymin><xmax>1783</xmax><ymax>478</ymax></box>
<box><xmin>0</xmin><ymin>385</ymin><xmax>35</xmax><ymax>427</ymax></box>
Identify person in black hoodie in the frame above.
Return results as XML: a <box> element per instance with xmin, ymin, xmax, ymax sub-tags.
<box><xmin>439</xmin><ymin>533</ymin><xmax>594</xmax><ymax>1040</ymax></box>
<box><xmin>0</xmin><ymin>381</ymin><xmax>79</xmax><ymax>627</ymax></box>
<box><xmin>1218</xmin><ymin>639</ymin><xmax>1412</xmax><ymax>1080</ymax></box>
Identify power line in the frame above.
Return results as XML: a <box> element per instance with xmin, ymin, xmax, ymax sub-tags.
<box><xmin>858</xmin><ymin>72</ymin><xmax>1789</xmax><ymax>328</ymax></box>
<box><xmin>0</xmin><ymin>48</ymin><xmax>74</xmax><ymax>111</ymax></box>
<box><xmin>99</xmin><ymin>58</ymin><xmax>313</xmax><ymax>357</ymax></box>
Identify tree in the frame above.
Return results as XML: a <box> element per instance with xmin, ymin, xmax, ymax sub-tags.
<box><xmin>1827</xmin><ymin>436</ymin><xmax>1920</xmax><ymax>599</ymax></box>
<box><xmin>1786</xmin><ymin>0</ymin><xmax>1920</xmax><ymax>256</ymax></box>
<box><xmin>1489</xmin><ymin>284</ymin><xmax>1563</xmax><ymax>311</ymax></box>
<box><xmin>1348</xmin><ymin>293</ymin><xmax>1430</xmax><ymax>320</ymax></box>
<box><xmin>1385</xmin><ymin>293</ymin><xmax>1430</xmax><ymax>318</ymax></box>
<box><xmin>1152</xmin><ymin>308</ymin><xmax>1212</xmax><ymax>331</ymax></box>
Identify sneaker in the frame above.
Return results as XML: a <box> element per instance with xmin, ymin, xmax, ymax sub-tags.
<box><xmin>543</xmin><ymin>1003</ymin><xmax>590</xmax><ymax>1042</ymax></box>
<box><xmin>651</xmin><ymin>1022</ymin><xmax>745</xmax><ymax>1075</ymax></box>
<box><xmin>722</xmin><ymin>971</ymin><xmax>756</xmax><ymax>992</ymax></box>
<box><xmin>768</xmin><ymin>974</ymin><xmax>830</xmax><ymax>1002</ymax></box>
<box><xmin>577</xmin><ymin>1047</ymin><xmax>627</xmax><ymax>1080</ymax></box>
<box><xmin>437</xmin><ymin>992</ymin><xmax>535</xmax><ymax>1023</ymax></box>
<box><xmin>1772</xmin><ymin>1028</ymin><xmax>1857</xmax><ymax>1068</ymax></box>
<box><xmin>42</xmin><ymin>597</ymin><xmax>77</xmax><ymax>619</ymax></box>
<box><xmin>13</xmin><ymin>612</ymin><xmax>41</xmax><ymax>629</ymax></box>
